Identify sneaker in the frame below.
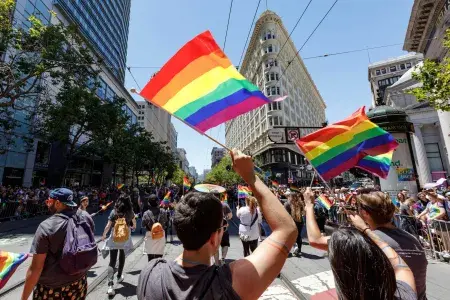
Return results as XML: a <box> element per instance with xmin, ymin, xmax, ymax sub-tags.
<box><xmin>107</xmin><ymin>286</ymin><xmax>115</xmax><ymax>296</ymax></box>
<box><xmin>117</xmin><ymin>275</ymin><xmax>124</xmax><ymax>283</ymax></box>
<box><xmin>221</xmin><ymin>258</ymin><xmax>225</xmax><ymax>265</ymax></box>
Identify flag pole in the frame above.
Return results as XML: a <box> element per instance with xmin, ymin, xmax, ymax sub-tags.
<box><xmin>295</xmin><ymin>143</ymin><xmax>333</xmax><ymax>192</ymax></box>
<box><xmin>131</xmin><ymin>89</ymin><xmax>231</xmax><ymax>151</ymax></box>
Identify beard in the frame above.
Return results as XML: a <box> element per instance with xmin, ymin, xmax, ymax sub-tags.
<box><xmin>48</xmin><ymin>202</ymin><xmax>57</xmax><ymax>214</ymax></box>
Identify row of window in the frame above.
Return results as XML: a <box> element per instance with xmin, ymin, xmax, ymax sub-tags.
<box><xmin>268</xmin><ymin>116</ymin><xmax>283</xmax><ymax>126</ymax></box>
<box><xmin>375</xmin><ymin>62</ymin><xmax>412</xmax><ymax>76</ymax></box>
<box><xmin>23</xmin><ymin>0</ymin><xmax>51</xmax><ymax>25</ymax></box>
<box><xmin>377</xmin><ymin>76</ymin><xmax>401</xmax><ymax>87</ymax></box>
<box><xmin>268</xmin><ymin>102</ymin><xmax>282</xmax><ymax>111</ymax></box>
<box><xmin>265</xmin><ymin>59</ymin><xmax>278</xmax><ymax>68</ymax></box>
<box><xmin>262</xmin><ymin>29</ymin><xmax>276</xmax><ymax>41</ymax></box>
<box><xmin>265</xmin><ymin>86</ymin><xmax>281</xmax><ymax>96</ymax></box>
<box><xmin>263</xmin><ymin>44</ymin><xmax>278</xmax><ymax>54</ymax></box>
<box><xmin>265</xmin><ymin>72</ymin><xmax>280</xmax><ymax>82</ymax></box>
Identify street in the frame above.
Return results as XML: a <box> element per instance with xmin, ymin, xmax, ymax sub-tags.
<box><xmin>3</xmin><ymin>210</ymin><xmax>450</xmax><ymax>299</ymax></box>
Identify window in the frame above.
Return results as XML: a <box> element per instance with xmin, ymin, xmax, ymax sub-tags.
<box><xmin>276</xmin><ymin>87</ymin><xmax>280</xmax><ymax>95</ymax></box>
<box><xmin>390</xmin><ymin>66</ymin><xmax>397</xmax><ymax>72</ymax></box>
<box><xmin>425</xmin><ymin>143</ymin><xmax>444</xmax><ymax>172</ymax></box>
<box><xmin>273</xmin><ymin>117</ymin><xmax>279</xmax><ymax>126</ymax></box>
<box><xmin>400</xmin><ymin>63</ymin><xmax>406</xmax><ymax>70</ymax></box>
<box><xmin>381</xmin><ymin>68</ymin><xmax>386</xmax><ymax>74</ymax></box>
<box><xmin>376</xmin><ymin>70</ymin><xmax>381</xmax><ymax>75</ymax></box>
<box><xmin>270</xmin><ymin>73</ymin><xmax>275</xmax><ymax>81</ymax></box>
<box><xmin>269</xmin><ymin>117</ymin><xmax>273</xmax><ymax>126</ymax></box>
<box><xmin>266</xmin><ymin>87</ymin><xmax>270</xmax><ymax>96</ymax></box>
<box><xmin>406</xmin><ymin>63</ymin><xmax>412</xmax><ymax>68</ymax></box>
<box><xmin>271</xmin><ymin>86</ymin><xmax>276</xmax><ymax>95</ymax></box>
<box><xmin>265</xmin><ymin>73</ymin><xmax>269</xmax><ymax>81</ymax></box>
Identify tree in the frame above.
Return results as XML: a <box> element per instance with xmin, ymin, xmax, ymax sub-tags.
<box><xmin>170</xmin><ymin>165</ymin><xmax>186</xmax><ymax>186</ymax></box>
<box><xmin>205</xmin><ymin>155</ymin><xmax>242</xmax><ymax>185</ymax></box>
<box><xmin>1</xmin><ymin>1</ymin><xmax>99</xmax><ymax>152</ymax></box>
<box><xmin>409</xmin><ymin>29</ymin><xmax>450</xmax><ymax>111</ymax></box>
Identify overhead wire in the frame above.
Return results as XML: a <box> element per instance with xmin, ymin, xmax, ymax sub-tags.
<box><xmin>237</xmin><ymin>0</ymin><xmax>262</xmax><ymax>69</ymax></box>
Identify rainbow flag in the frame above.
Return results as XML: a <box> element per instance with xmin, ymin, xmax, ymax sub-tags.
<box><xmin>117</xmin><ymin>183</ymin><xmax>124</xmax><ymax>190</ymax></box>
<box><xmin>139</xmin><ymin>31</ymin><xmax>271</xmax><ymax>133</ymax></box>
<box><xmin>0</xmin><ymin>251</ymin><xmax>29</xmax><ymax>290</ymax></box>
<box><xmin>221</xmin><ymin>192</ymin><xmax>228</xmax><ymax>203</ymax></box>
<box><xmin>183</xmin><ymin>176</ymin><xmax>191</xmax><ymax>192</ymax></box>
<box><xmin>238</xmin><ymin>185</ymin><xmax>252</xmax><ymax>199</ymax></box>
<box><xmin>290</xmin><ymin>186</ymin><xmax>301</xmax><ymax>193</ymax></box>
<box><xmin>271</xmin><ymin>180</ymin><xmax>279</xmax><ymax>189</ymax></box>
<box><xmin>317</xmin><ymin>194</ymin><xmax>332</xmax><ymax>210</ymax></box>
<box><xmin>296</xmin><ymin>107</ymin><xmax>398</xmax><ymax>181</ymax></box>
<box><xmin>160</xmin><ymin>191</ymin><xmax>171</xmax><ymax>207</ymax></box>
<box><xmin>356</xmin><ymin>151</ymin><xmax>394</xmax><ymax>179</ymax></box>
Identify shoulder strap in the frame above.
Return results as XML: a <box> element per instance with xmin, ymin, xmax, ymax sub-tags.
<box><xmin>249</xmin><ymin>211</ymin><xmax>259</xmax><ymax>227</ymax></box>
<box><xmin>199</xmin><ymin>266</ymin><xmax>218</xmax><ymax>300</ymax></box>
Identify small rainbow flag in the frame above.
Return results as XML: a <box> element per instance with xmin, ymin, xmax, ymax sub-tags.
<box><xmin>117</xmin><ymin>183</ymin><xmax>124</xmax><ymax>190</ymax></box>
<box><xmin>221</xmin><ymin>192</ymin><xmax>228</xmax><ymax>203</ymax></box>
<box><xmin>0</xmin><ymin>251</ymin><xmax>29</xmax><ymax>290</ymax></box>
<box><xmin>317</xmin><ymin>194</ymin><xmax>332</xmax><ymax>210</ymax></box>
<box><xmin>160</xmin><ymin>191</ymin><xmax>171</xmax><ymax>207</ymax></box>
<box><xmin>296</xmin><ymin>107</ymin><xmax>398</xmax><ymax>180</ymax></box>
<box><xmin>183</xmin><ymin>176</ymin><xmax>191</xmax><ymax>192</ymax></box>
<box><xmin>238</xmin><ymin>185</ymin><xmax>252</xmax><ymax>199</ymax></box>
<box><xmin>139</xmin><ymin>31</ymin><xmax>271</xmax><ymax>133</ymax></box>
<box><xmin>356</xmin><ymin>151</ymin><xmax>394</xmax><ymax>179</ymax></box>
<box><xmin>271</xmin><ymin>180</ymin><xmax>279</xmax><ymax>189</ymax></box>
<box><xmin>290</xmin><ymin>185</ymin><xmax>301</xmax><ymax>193</ymax></box>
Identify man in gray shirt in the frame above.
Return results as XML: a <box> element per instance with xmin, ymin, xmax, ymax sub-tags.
<box><xmin>21</xmin><ymin>188</ymin><xmax>95</xmax><ymax>300</ymax></box>
<box><xmin>137</xmin><ymin>150</ymin><xmax>298</xmax><ymax>299</ymax></box>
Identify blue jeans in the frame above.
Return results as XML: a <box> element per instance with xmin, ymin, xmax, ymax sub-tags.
<box><xmin>261</xmin><ymin>220</ymin><xmax>272</xmax><ymax>236</ymax></box>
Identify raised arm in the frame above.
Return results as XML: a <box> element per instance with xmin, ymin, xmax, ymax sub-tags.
<box><xmin>348</xmin><ymin>213</ymin><xmax>416</xmax><ymax>292</ymax></box>
<box><xmin>304</xmin><ymin>188</ymin><xmax>330</xmax><ymax>251</ymax></box>
<box><xmin>229</xmin><ymin>150</ymin><xmax>297</xmax><ymax>299</ymax></box>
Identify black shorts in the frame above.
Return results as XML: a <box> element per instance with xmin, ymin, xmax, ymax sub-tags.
<box><xmin>221</xmin><ymin>230</ymin><xmax>230</xmax><ymax>247</ymax></box>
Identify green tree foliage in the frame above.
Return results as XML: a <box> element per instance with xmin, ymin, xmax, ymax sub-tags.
<box><xmin>409</xmin><ymin>30</ymin><xmax>450</xmax><ymax>111</ymax></box>
<box><xmin>205</xmin><ymin>155</ymin><xmax>242</xmax><ymax>185</ymax></box>
<box><xmin>171</xmin><ymin>165</ymin><xmax>186</xmax><ymax>186</ymax></box>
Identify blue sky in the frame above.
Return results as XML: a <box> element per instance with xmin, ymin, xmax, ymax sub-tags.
<box><xmin>124</xmin><ymin>0</ymin><xmax>414</xmax><ymax>174</ymax></box>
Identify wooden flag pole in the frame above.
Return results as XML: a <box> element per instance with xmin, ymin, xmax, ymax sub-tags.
<box><xmin>131</xmin><ymin>89</ymin><xmax>231</xmax><ymax>151</ymax></box>
<box><xmin>310</xmin><ymin>172</ymin><xmax>315</xmax><ymax>188</ymax></box>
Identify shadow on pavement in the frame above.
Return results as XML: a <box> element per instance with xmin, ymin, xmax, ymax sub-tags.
<box><xmin>114</xmin><ymin>281</ymin><xmax>137</xmax><ymax>298</ymax></box>
<box><xmin>300</xmin><ymin>252</ymin><xmax>326</xmax><ymax>260</ymax></box>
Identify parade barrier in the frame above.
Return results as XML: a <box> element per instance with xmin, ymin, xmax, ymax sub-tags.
<box><xmin>0</xmin><ymin>202</ymin><xmax>48</xmax><ymax>221</ymax></box>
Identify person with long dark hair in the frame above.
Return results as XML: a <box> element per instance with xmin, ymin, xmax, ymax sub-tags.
<box><xmin>284</xmin><ymin>192</ymin><xmax>305</xmax><ymax>256</ymax></box>
<box><xmin>102</xmin><ymin>195</ymin><xmax>136</xmax><ymax>296</ymax></box>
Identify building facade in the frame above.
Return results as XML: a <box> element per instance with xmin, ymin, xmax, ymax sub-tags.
<box><xmin>211</xmin><ymin>147</ymin><xmax>226</xmax><ymax>168</ymax></box>
<box><xmin>0</xmin><ymin>0</ymin><xmax>138</xmax><ymax>187</ymax></box>
<box><xmin>53</xmin><ymin>0</ymin><xmax>131</xmax><ymax>83</ymax></box>
<box><xmin>188</xmin><ymin>166</ymin><xmax>198</xmax><ymax>181</ymax></box>
<box><xmin>168</xmin><ymin>122</ymin><xmax>178</xmax><ymax>154</ymax></box>
<box><xmin>225</xmin><ymin>10</ymin><xmax>326</xmax><ymax>184</ymax></box>
<box><xmin>399</xmin><ymin>0</ymin><xmax>450</xmax><ymax>184</ymax></box>
<box><xmin>177</xmin><ymin>148</ymin><xmax>189</xmax><ymax>174</ymax></box>
<box><xmin>368</xmin><ymin>53</ymin><xmax>423</xmax><ymax>107</ymax></box>
<box><xmin>136</xmin><ymin>100</ymin><xmax>175</xmax><ymax>148</ymax></box>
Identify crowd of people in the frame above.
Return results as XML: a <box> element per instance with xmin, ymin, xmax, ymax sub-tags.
<box><xmin>13</xmin><ymin>150</ymin><xmax>450</xmax><ymax>299</ymax></box>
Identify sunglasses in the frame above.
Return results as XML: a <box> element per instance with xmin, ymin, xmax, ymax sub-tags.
<box><xmin>217</xmin><ymin>218</ymin><xmax>229</xmax><ymax>232</ymax></box>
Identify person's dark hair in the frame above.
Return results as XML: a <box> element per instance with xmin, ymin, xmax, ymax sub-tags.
<box><xmin>148</xmin><ymin>194</ymin><xmax>158</xmax><ymax>207</ymax></box>
<box><xmin>174</xmin><ymin>191</ymin><xmax>223</xmax><ymax>250</ymax></box>
<box><xmin>329</xmin><ymin>228</ymin><xmax>397</xmax><ymax>300</ymax></box>
<box><xmin>115</xmin><ymin>195</ymin><xmax>133</xmax><ymax>217</ymax></box>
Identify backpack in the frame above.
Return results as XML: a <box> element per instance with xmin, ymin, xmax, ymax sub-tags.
<box><xmin>113</xmin><ymin>215</ymin><xmax>130</xmax><ymax>243</ymax></box>
<box><xmin>58</xmin><ymin>212</ymin><xmax>98</xmax><ymax>275</ymax></box>
<box><xmin>147</xmin><ymin>210</ymin><xmax>164</xmax><ymax>240</ymax></box>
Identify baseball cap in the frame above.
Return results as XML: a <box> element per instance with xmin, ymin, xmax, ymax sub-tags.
<box><xmin>49</xmin><ymin>188</ymin><xmax>77</xmax><ymax>207</ymax></box>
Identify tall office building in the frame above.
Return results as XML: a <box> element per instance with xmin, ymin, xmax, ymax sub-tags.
<box><xmin>1</xmin><ymin>0</ymin><xmax>138</xmax><ymax>187</ymax></box>
<box><xmin>53</xmin><ymin>0</ymin><xmax>131</xmax><ymax>82</ymax></box>
<box><xmin>225</xmin><ymin>11</ymin><xmax>326</xmax><ymax>184</ymax></box>
<box><xmin>211</xmin><ymin>147</ymin><xmax>226</xmax><ymax>168</ymax></box>
<box><xmin>368</xmin><ymin>53</ymin><xmax>423</xmax><ymax>107</ymax></box>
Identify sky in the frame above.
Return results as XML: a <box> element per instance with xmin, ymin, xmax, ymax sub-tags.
<box><xmin>124</xmin><ymin>0</ymin><xmax>414</xmax><ymax>174</ymax></box>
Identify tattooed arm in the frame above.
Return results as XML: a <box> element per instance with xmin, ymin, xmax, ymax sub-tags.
<box><xmin>348</xmin><ymin>213</ymin><xmax>416</xmax><ymax>292</ymax></box>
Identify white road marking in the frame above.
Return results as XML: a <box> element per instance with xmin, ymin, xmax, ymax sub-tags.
<box><xmin>0</xmin><ymin>236</ymin><xmax>29</xmax><ymax>246</ymax></box>
<box><xmin>291</xmin><ymin>270</ymin><xmax>335</xmax><ymax>296</ymax></box>
<box><xmin>259</xmin><ymin>285</ymin><xmax>297</xmax><ymax>300</ymax></box>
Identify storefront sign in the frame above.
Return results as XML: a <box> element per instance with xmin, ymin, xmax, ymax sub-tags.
<box><xmin>268</xmin><ymin>128</ymin><xmax>286</xmax><ymax>143</ymax></box>
<box><xmin>397</xmin><ymin>168</ymin><xmax>415</xmax><ymax>182</ymax></box>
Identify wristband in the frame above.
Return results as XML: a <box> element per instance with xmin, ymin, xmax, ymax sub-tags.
<box><xmin>362</xmin><ymin>227</ymin><xmax>370</xmax><ymax>234</ymax></box>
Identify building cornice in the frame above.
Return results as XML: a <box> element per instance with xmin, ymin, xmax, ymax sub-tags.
<box><xmin>403</xmin><ymin>0</ymin><xmax>446</xmax><ymax>53</ymax></box>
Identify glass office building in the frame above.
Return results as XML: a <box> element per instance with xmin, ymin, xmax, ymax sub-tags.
<box><xmin>54</xmin><ymin>0</ymin><xmax>131</xmax><ymax>83</ymax></box>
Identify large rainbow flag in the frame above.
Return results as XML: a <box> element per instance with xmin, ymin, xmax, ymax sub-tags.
<box><xmin>139</xmin><ymin>31</ymin><xmax>272</xmax><ymax>133</ymax></box>
<box><xmin>183</xmin><ymin>176</ymin><xmax>191</xmax><ymax>192</ymax></box>
<box><xmin>0</xmin><ymin>251</ymin><xmax>29</xmax><ymax>290</ymax></box>
<box><xmin>238</xmin><ymin>185</ymin><xmax>252</xmax><ymax>199</ymax></box>
<box><xmin>356</xmin><ymin>151</ymin><xmax>394</xmax><ymax>179</ymax></box>
<box><xmin>296</xmin><ymin>107</ymin><xmax>398</xmax><ymax>181</ymax></box>
<box><xmin>317</xmin><ymin>194</ymin><xmax>333</xmax><ymax>210</ymax></box>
